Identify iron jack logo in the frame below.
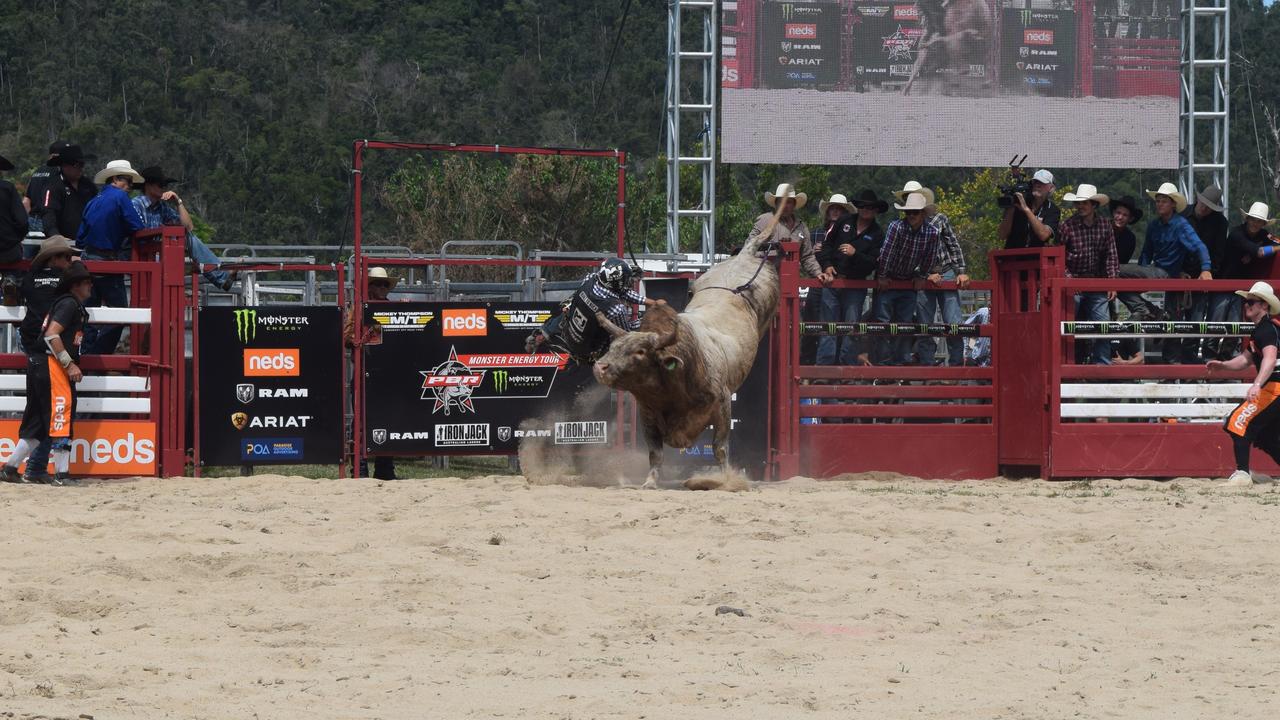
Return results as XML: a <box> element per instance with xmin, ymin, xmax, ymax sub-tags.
<box><xmin>234</xmin><ymin>309</ymin><xmax>256</xmax><ymax>343</ymax></box>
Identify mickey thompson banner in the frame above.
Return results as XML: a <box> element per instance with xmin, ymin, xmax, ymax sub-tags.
<box><xmin>361</xmin><ymin>302</ymin><xmax>611</xmax><ymax>455</ymax></box>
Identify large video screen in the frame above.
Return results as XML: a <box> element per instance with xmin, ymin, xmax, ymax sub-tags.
<box><xmin>721</xmin><ymin>0</ymin><xmax>1180</xmax><ymax>168</ymax></box>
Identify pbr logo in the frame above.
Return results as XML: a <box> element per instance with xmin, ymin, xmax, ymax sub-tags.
<box><xmin>497</xmin><ymin>426</ymin><xmax>512</xmax><ymax>442</ymax></box>
<box><xmin>421</xmin><ymin>347</ymin><xmax>485</xmax><ymax>415</ymax></box>
<box><xmin>236</xmin><ymin>383</ymin><xmax>255</xmax><ymax>404</ymax></box>
<box><xmin>231</xmin><ymin>412</ymin><xmax>248</xmax><ymax>430</ymax></box>
<box><xmin>372</xmin><ymin>428</ymin><xmax>387</xmax><ymax>445</ymax></box>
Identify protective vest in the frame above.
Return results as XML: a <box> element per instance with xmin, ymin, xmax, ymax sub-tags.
<box><xmin>562</xmin><ymin>281</ymin><xmax>624</xmax><ymax>361</ymax></box>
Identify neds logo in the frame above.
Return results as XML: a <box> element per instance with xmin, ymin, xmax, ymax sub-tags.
<box><xmin>442</xmin><ymin>308</ymin><xmax>488</xmax><ymax>336</ymax></box>
<box><xmin>244</xmin><ymin>348</ymin><xmax>301</xmax><ymax>376</ymax></box>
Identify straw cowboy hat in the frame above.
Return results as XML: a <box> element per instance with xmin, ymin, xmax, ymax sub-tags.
<box><xmin>1195</xmin><ymin>184</ymin><xmax>1224</xmax><ymax>212</ymax></box>
<box><xmin>1062</xmin><ymin>183</ymin><xmax>1110</xmax><ymax>206</ymax></box>
<box><xmin>93</xmin><ymin>159</ymin><xmax>145</xmax><ymax>185</ymax></box>
<box><xmin>1112</xmin><ymin>195</ymin><xmax>1144</xmax><ymax>222</ymax></box>
<box><xmin>1145</xmin><ymin>182</ymin><xmax>1188</xmax><ymax>213</ymax></box>
<box><xmin>1242</xmin><ymin>201</ymin><xmax>1276</xmax><ymax>224</ymax></box>
<box><xmin>764</xmin><ymin>183</ymin><xmax>807</xmax><ymax>209</ymax></box>
<box><xmin>1236</xmin><ymin>281</ymin><xmax>1280</xmax><ymax>316</ymax></box>
<box><xmin>893</xmin><ymin>180</ymin><xmax>936</xmax><ymax>206</ymax></box>
<box><xmin>818</xmin><ymin>193</ymin><xmax>856</xmax><ymax>216</ymax></box>
<box><xmin>32</xmin><ymin>235</ymin><xmax>76</xmax><ymax>268</ymax></box>
<box><xmin>894</xmin><ymin>192</ymin><xmax>930</xmax><ymax>211</ymax></box>
<box><xmin>367</xmin><ymin>266</ymin><xmax>399</xmax><ymax>288</ymax></box>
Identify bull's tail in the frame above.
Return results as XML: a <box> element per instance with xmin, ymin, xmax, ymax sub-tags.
<box><xmin>740</xmin><ymin>202</ymin><xmax>787</xmax><ymax>257</ymax></box>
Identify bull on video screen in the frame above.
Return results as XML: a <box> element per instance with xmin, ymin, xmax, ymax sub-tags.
<box><xmin>722</xmin><ymin>0</ymin><xmax>1179</xmax><ymax>168</ymax></box>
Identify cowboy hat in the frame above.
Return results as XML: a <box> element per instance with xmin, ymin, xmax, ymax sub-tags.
<box><xmin>0</xmin><ymin>155</ymin><xmax>12</xmax><ymax>172</ymax></box>
<box><xmin>894</xmin><ymin>192</ymin><xmax>930</xmax><ymax>211</ymax></box>
<box><xmin>47</xmin><ymin>143</ymin><xmax>89</xmax><ymax>167</ymax></box>
<box><xmin>138</xmin><ymin>166</ymin><xmax>178</xmax><ymax>187</ymax></box>
<box><xmin>818</xmin><ymin>193</ymin><xmax>856</xmax><ymax>216</ymax></box>
<box><xmin>57</xmin><ymin>260</ymin><xmax>92</xmax><ymax>293</ymax></box>
<box><xmin>1111</xmin><ymin>195</ymin><xmax>1144</xmax><ymax>222</ymax></box>
<box><xmin>367</xmin><ymin>266</ymin><xmax>399</xmax><ymax>288</ymax></box>
<box><xmin>851</xmin><ymin>189</ymin><xmax>889</xmax><ymax>214</ymax></box>
<box><xmin>1145</xmin><ymin>182</ymin><xmax>1188</xmax><ymax>213</ymax></box>
<box><xmin>764</xmin><ymin>183</ymin><xmax>807</xmax><ymax>209</ymax></box>
<box><xmin>1242</xmin><ymin>202</ymin><xmax>1276</xmax><ymax>224</ymax></box>
<box><xmin>32</xmin><ymin>235</ymin><xmax>76</xmax><ymax>269</ymax></box>
<box><xmin>1236</xmin><ymin>281</ymin><xmax>1280</xmax><ymax>316</ymax></box>
<box><xmin>893</xmin><ymin>180</ymin><xmax>937</xmax><ymax>206</ymax></box>
<box><xmin>1195</xmin><ymin>184</ymin><xmax>1224</xmax><ymax>212</ymax></box>
<box><xmin>93</xmin><ymin>159</ymin><xmax>145</xmax><ymax>185</ymax></box>
<box><xmin>1062</xmin><ymin>183</ymin><xmax>1110</xmax><ymax>206</ymax></box>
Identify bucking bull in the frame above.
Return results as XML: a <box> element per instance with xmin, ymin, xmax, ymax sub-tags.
<box><xmin>590</xmin><ymin>212</ymin><xmax>783</xmax><ymax>488</ymax></box>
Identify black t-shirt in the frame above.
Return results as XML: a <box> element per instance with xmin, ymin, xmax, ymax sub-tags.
<box><xmin>820</xmin><ymin>216</ymin><xmax>883</xmax><ymax>279</ymax></box>
<box><xmin>1004</xmin><ymin>200</ymin><xmax>1061</xmax><ymax>249</ymax></box>
<box><xmin>24</xmin><ymin>167</ymin><xmax>55</xmax><ymax>214</ymax></box>
<box><xmin>1181</xmin><ymin>207</ymin><xmax>1229</xmax><ymax>276</ymax></box>
<box><xmin>1219</xmin><ymin>224</ymin><xmax>1272</xmax><ymax>280</ymax></box>
<box><xmin>39</xmin><ymin>172</ymin><xmax>97</xmax><ymax>239</ymax></box>
<box><xmin>42</xmin><ymin>294</ymin><xmax>87</xmax><ymax>363</ymax></box>
<box><xmin>1247</xmin><ymin>318</ymin><xmax>1280</xmax><ymax>383</ymax></box>
<box><xmin>19</xmin><ymin>264</ymin><xmax>64</xmax><ymax>354</ymax></box>
<box><xmin>1114</xmin><ymin>226</ymin><xmax>1137</xmax><ymax>265</ymax></box>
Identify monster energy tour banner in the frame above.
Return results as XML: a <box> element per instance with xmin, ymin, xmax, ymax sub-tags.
<box><xmin>1062</xmin><ymin>321</ymin><xmax>1254</xmax><ymax>336</ymax></box>
<box><xmin>801</xmin><ymin>322</ymin><xmax>982</xmax><ymax>336</ymax></box>
<box><xmin>198</xmin><ymin>306</ymin><xmax>344</xmax><ymax>466</ymax></box>
<box><xmin>361</xmin><ymin>302</ymin><xmax>610</xmax><ymax>455</ymax></box>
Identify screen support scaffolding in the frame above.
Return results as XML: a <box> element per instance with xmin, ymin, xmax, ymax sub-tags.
<box><xmin>665</xmin><ymin>0</ymin><xmax>719</xmax><ymax>263</ymax></box>
<box><xmin>1180</xmin><ymin>0</ymin><xmax>1229</xmax><ymax>206</ymax></box>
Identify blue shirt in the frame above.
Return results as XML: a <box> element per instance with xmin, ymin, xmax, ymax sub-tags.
<box><xmin>77</xmin><ymin>185</ymin><xmax>145</xmax><ymax>252</ymax></box>
<box><xmin>131</xmin><ymin>193</ymin><xmax>181</xmax><ymax>229</ymax></box>
<box><xmin>1139</xmin><ymin>213</ymin><xmax>1210</xmax><ymax>276</ymax></box>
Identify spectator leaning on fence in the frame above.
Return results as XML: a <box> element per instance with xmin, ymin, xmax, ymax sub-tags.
<box><xmin>0</xmin><ymin>153</ymin><xmax>26</xmax><ymax>265</ymax></box>
<box><xmin>1060</xmin><ymin>183</ymin><xmax>1118</xmax><ymax>365</ymax></box>
<box><xmin>1116</xmin><ymin>182</ymin><xmax>1211</xmax><ymax>323</ymax></box>
<box><xmin>37</xmin><ymin>143</ymin><xmax>97</xmax><ymax>241</ymax></box>
<box><xmin>907</xmin><ymin>182</ymin><xmax>969</xmax><ymax>366</ymax></box>
<box><xmin>344</xmin><ymin>266</ymin><xmax>402</xmax><ymax>481</ymax></box>
<box><xmin>817</xmin><ymin>190</ymin><xmax>884</xmax><ymax>366</ymax></box>
<box><xmin>1168</xmin><ymin>185</ymin><xmax>1229</xmax><ymax>363</ymax></box>
<box><xmin>1110</xmin><ymin>195</ymin><xmax>1142</xmax><ymax>265</ymax></box>
<box><xmin>875</xmin><ymin>192</ymin><xmax>939</xmax><ymax>365</ymax></box>
<box><xmin>77</xmin><ymin>160</ymin><xmax>146</xmax><ymax>355</ymax></box>
<box><xmin>131</xmin><ymin>166</ymin><xmax>235</xmax><ymax>291</ymax></box>
<box><xmin>1208</xmin><ymin>281</ymin><xmax>1280</xmax><ymax>488</ymax></box>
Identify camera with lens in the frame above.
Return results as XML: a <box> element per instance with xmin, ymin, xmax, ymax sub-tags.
<box><xmin>996</xmin><ymin>154</ymin><xmax>1029</xmax><ymax>209</ymax></box>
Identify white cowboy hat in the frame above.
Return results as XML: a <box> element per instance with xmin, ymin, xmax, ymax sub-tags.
<box><xmin>894</xmin><ymin>192</ymin><xmax>930</xmax><ymax>211</ymax></box>
<box><xmin>1236</xmin><ymin>281</ymin><xmax>1280</xmax><ymax>316</ymax></box>
<box><xmin>893</xmin><ymin>180</ymin><xmax>937</xmax><ymax>206</ymax></box>
<box><xmin>1145</xmin><ymin>182</ymin><xmax>1188</xmax><ymax>213</ymax></box>
<box><xmin>818</xmin><ymin>193</ymin><xmax>856</xmax><ymax>216</ymax></box>
<box><xmin>764</xmin><ymin>183</ymin><xmax>807</xmax><ymax>209</ymax></box>
<box><xmin>1062</xmin><ymin>183</ymin><xmax>1110</xmax><ymax>206</ymax></box>
<box><xmin>1242</xmin><ymin>202</ymin><xmax>1275</xmax><ymax>224</ymax></box>
<box><xmin>93</xmin><ymin>159</ymin><xmax>145</xmax><ymax>185</ymax></box>
<box><xmin>368</xmin><ymin>266</ymin><xmax>399</xmax><ymax>288</ymax></box>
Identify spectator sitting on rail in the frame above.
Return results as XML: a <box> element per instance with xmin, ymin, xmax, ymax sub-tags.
<box><xmin>1209</xmin><ymin>202</ymin><xmax>1280</xmax><ymax>360</ymax></box>
<box><xmin>344</xmin><ymin>266</ymin><xmax>402</xmax><ymax>481</ymax></box>
<box><xmin>1116</xmin><ymin>182</ymin><xmax>1211</xmax><ymax>323</ymax></box>
<box><xmin>76</xmin><ymin>160</ymin><xmax>146</xmax><ymax>355</ymax></box>
<box><xmin>37</xmin><ymin>143</ymin><xmax>97</xmax><ymax>241</ymax></box>
<box><xmin>1111</xmin><ymin>195</ymin><xmax>1142</xmax><ymax>265</ymax></box>
<box><xmin>0</xmin><ymin>152</ymin><xmax>26</xmax><ymax>266</ymax></box>
<box><xmin>900</xmin><ymin>182</ymin><xmax>969</xmax><ymax>366</ymax></box>
<box><xmin>998</xmin><ymin>169</ymin><xmax>1060</xmax><ymax>250</ymax></box>
<box><xmin>131</xmin><ymin>166</ymin><xmax>236</xmax><ymax>291</ymax></box>
<box><xmin>1207</xmin><ymin>281</ymin><xmax>1280</xmax><ymax>487</ymax></box>
<box><xmin>1167</xmin><ymin>185</ymin><xmax>1229</xmax><ymax>363</ymax></box>
<box><xmin>875</xmin><ymin>192</ymin><xmax>939</xmax><ymax>365</ymax></box>
<box><xmin>817</xmin><ymin>191</ymin><xmax>884</xmax><ymax>367</ymax></box>
<box><xmin>753</xmin><ymin>184</ymin><xmax>824</xmax><ymax>281</ymax></box>
<box><xmin>1060</xmin><ymin>183</ymin><xmax>1118</xmax><ymax>365</ymax></box>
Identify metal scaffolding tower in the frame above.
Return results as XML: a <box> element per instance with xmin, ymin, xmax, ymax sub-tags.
<box><xmin>665</xmin><ymin>0</ymin><xmax>719</xmax><ymax>260</ymax></box>
<box><xmin>1180</xmin><ymin>0</ymin><xmax>1229</xmax><ymax>204</ymax></box>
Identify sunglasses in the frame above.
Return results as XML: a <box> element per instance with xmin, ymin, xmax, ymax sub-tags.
<box><xmin>1245</xmin><ymin>299</ymin><xmax>1264</xmax><ymax>307</ymax></box>
<box><xmin>369</xmin><ymin>281</ymin><xmax>392</xmax><ymax>289</ymax></box>
<box><xmin>903</xmin><ymin>209</ymin><xmax>923</xmax><ymax>215</ymax></box>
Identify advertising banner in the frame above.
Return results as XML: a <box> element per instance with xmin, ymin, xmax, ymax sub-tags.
<box><xmin>851</xmin><ymin>3</ymin><xmax>925</xmax><ymax>88</ymax></box>
<box><xmin>999</xmin><ymin>8</ymin><xmax>1076</xmax><ymax>97</ymax></box>
<box><xmin>0</xmin><ymin>420</ymin><xmax>155</xmax><ymax>475</ymax></box>
<box><xmin>198</xmin><ymin>306</ymin><xmax>343</xmax><ymax>466</ymax></box>
<box><xmin>759</xmin><ymin>0</ymin><xmax>842</xmax><ymax>88</ymax></box>
<box><xmin>362</xmin><ymin>302</ymin><xmax>610</xmax><ymax>455</ymax></box>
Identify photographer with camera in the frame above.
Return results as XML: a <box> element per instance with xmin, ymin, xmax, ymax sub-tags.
<box><xmin>998</xmin><ymin>169</ymin><xmax>1060</xmax><ymax>250</ymax></box>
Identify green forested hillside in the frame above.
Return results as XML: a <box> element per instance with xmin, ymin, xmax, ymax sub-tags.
<box><xmin>0</xmin><ymin>0</ymin><xmax>1277</xmax><ymax>259</ymax></box>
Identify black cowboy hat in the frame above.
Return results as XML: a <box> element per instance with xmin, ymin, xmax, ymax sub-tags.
<box><xmin>1112</xmin><ymin>195</ymin><xmax>1144</xmax><ymax>222</ymax></box>
<box><xmin>138</xmin><ymin>165</ymin><xmax>178</xmax><ymax>187</ymax></box>
<box><xmin>851</xmin><ymin>189</ymin><xmax>889</xmax><ymax>214</ymax></box>
<box><xmin>57</xmin><ymin>260</ymin><xmax>92</xmax><ymax>293</ymax></box>
<box><xmin>47</xmin><ymin>143</ymin><xmax>89</xmax><ymax>167</ymax></box>
<box><xmin>0</xmin><ymin>154</ymin><xmax>12</xmax><ymax>172</ymax></box>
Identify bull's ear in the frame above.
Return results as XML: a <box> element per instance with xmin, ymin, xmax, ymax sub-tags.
<box><xmin>662</xmin><ymin>356</ymin><xmax>683</xmax><ymax>372</ymax></box>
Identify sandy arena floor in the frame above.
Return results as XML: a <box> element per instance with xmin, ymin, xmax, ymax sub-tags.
<box><xmin>1</xmin><ymin>474</ymin><xmax>1278</xmax><ymax>718</ymax></box>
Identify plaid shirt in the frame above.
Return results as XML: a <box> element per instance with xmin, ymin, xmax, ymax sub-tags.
<box><xmin>1059</xmin><ymin>213</ymin><xmax>1118</xmax><ymax>279</ymax></box>
<box><xmin>131</xmin><ymin>194</ymin><xmax>182</xmax><ymax>228</ymax></box>
<box><xmin>878</xmin><ymin>219</ymin><xmax>939</xmax><ymax>280</ymax></box>
<box><xmin>583</xmin><ymin>273</ymin><xmax>644</xmax><ymax>330</ymax></box>
<box><xmin>928</xmin><ymin>211</ymin><xmax>966</xmax><ymax>274</ymax></box>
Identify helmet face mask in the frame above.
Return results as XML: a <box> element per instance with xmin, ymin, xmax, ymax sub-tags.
<box><xmin>598</xmin><ymin>258</ymin><xmax>634</xmax><ymax>293</ymax></box>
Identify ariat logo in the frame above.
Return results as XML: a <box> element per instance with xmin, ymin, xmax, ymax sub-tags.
<box><xmin>234</xmin><ymin>309</ymin><xmax>256</xmax><ymax>343</ymax></box>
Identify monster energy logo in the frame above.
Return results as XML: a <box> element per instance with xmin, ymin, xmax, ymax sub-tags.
<box><xmin>234</xmin><ymin>309</ymin><xmax>257</xmax><ymax>343</ymax></box>
<box><xmin>782</xmin><ymin>3</ymin><xmax>795</xmax><ymax>19</ymax></box>
<box><xmin>1020</xmin><ymin>9</ymin><xmax>1032</xmax><ymax>25</ymax></box>
<box><xmin>492</xmin><ymin>370</ymin><xmax>509</xmax><ymax>393</ymax></box>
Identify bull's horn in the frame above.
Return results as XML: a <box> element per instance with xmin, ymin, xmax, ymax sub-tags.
<box><xmin>595</xmin><ymin>312</ymin><xmax>628</xmax><ymax>339</ymax></box>
<box><xmin>657</xmin><ymin>325</ymin><xmax>678</xmax><ymax>349</ymax></box>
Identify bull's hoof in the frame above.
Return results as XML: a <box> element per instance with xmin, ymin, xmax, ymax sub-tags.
<box><xmin>641</xmin><ymin>474</ymin><xmax>660</xmax><ymax>490</ymax></box>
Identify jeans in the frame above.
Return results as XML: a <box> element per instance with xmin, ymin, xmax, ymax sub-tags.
<box><xmin>915</xmin><ymin>270</ymin><xmax>963</xmax><ymax>365</ymax></box>
<box><xmin>1205</xmin><ymin>292</ymin><xmax>1242</xmax><ymax>359</ymax></box>
<box><xmin>188</xmin><ymin>231</ymin><xmax>229</xmax><ymax>288</ymax></box>
<box><xmin>816</xmin><ymin>287</ymin><xmax>868</xmax><ymax>365</ymax></box>
<box><xmin>1116</xmin><ymin>264</ymin><xmax>1168</xmax><ymax>320</ymax></box>
<box><xmin>874</xmin><ymin>288</ymin><xmax>918</xmax><ymax>365</ymax></box>
<box><xmin>81</xmin><ymin>248</ymin><xmax>130</xmax><ymax>355</ymax></box>
<box><xmin>1075</xmin><ymin>292</ymin><xmax>1112</xmax><ymax>365</ymax></box>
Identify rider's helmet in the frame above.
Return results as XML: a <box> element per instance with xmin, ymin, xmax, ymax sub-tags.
<box><xmin>597</xmin><ymin>257</ymin><xmax>635</xmax><ymax>294</ymax></box>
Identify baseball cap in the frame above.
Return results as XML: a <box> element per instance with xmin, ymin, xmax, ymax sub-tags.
<box><xmin>1032</xmin><ymin>169</ymin><xmax>1054</xmax><ymax>185</ymax></box>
